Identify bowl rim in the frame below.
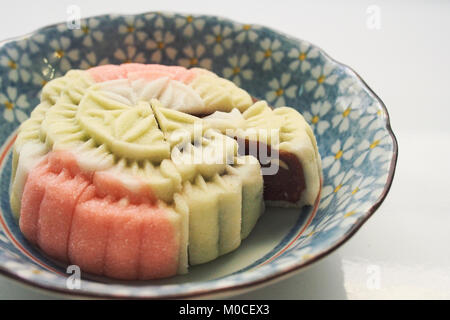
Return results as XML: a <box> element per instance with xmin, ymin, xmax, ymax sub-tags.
<box><xmin>0</xmin><ymin>11</ymin><xmax>398</xmax><ymax>299</ymax></box>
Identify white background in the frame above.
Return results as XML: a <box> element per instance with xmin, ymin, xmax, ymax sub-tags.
<box><xmin>0</xmin><ymin>0</ymin><xmax>449</xmax><ymax>299</ymax></box>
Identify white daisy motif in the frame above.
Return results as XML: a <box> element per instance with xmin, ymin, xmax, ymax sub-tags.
<box><xmin>31</xmin><ymin>71</ymin><xmax>55</xmax><ymax>89</ymax></box>
<box><xmin>255</xmin><ymin>38</ymin><xmax>284</xmax><ymax>70</ymax></box>
<box><xmin>303</xmin><ymin>101</ymin><xmax>331</xmax><ymax>135</ymax></box>
<box><xmin>145</xmin><ymin>30</ymin><xmax>177</xmax><ymax>63</ymax></box>
<box><xmin>349</xmin><ymin>175</ymin><xmax>377</xmax><ymax>201</ymax></box>
<box><xmin>0</xmin><ymin>87</ymin><xmax>29</xmax><ymax>123</ymax></box>
<box><xmin>48</xmin><ymin>37</ymin><xmax>80</xmax><ymax>72</ymax></box>
<box><xmin>0</xmin><ymin>47</ymin><xmax>31</xmax><ymax>82</ymax></box>
<box><xmin>56</xmin><ymin>23</ymin><xmax>70</xmax><ymax>33</ymax></box>
<box><xmin>31</xmin><ymin>56</ymin><xmax>63</xmax><ymax>89</ymax></box>
<box><xmin>222</xmin><ymin>54</ymin><xmax>253</xmax><ymax>87</ymax></box>
<box><xmin>16</xmin><ymin>33</ymin><xmax>46</xmax><ymax>54</ymax></box>
<box><xmin>331</xmin><ymin>96</ymin><xmax>361</xmax><ymax>132</ymax></box>
<box><xmin>365</xmin><ymin>174</ymin><xmax>390</xmax><ymax>202</ymax></box>
<box><xmin>354</xmin><ymin>130</ymin><xmax>391</xmax><ymax>167</ymax></box>
<box><xmin>234</xmin><ymin>23</ymin><xmax>260</xmax><ymax>43</ymax></box>
<box><xmin>205</xmin><ymin>25</ymin><xmax>233</xmax><ymax>56</ymax></box>
<box><xmin>118</xmin><ymin>16</ymin><xmax>147</xmax><ymax>45</ymax></box>
<box><xmin>304</xmin><ymin>63</ymin><xmax>338</xmax><ymax>99</ymax></box>
<box><xmin>338</xmin><ymin>75</ymin><xmax>364</xmax><ymax>96</ymax></box>
<box><xmin>319</xmin><ymin>169</ymin><xmax>355</xmax><ymax>210</ymax></box>
<box><xmin>332</xmin><ymin>173</ymin><xmax>376</xmax><ymax>213</ymax></box>
<box><xmin>301</xmin><ymin>211</ymin><xmax>335</xmax><ymax>245</ymax></box>
<box><xmin>322</xmin><ymin>136</ymin><xmax>355</xmax><ymax>177</ymax></box>
<box><xmin>79</xmin><ymin>52</ymin><xmax>109</xmax><ymax>70</ymax></box>
<box><xmin>297</xmin><ymin>246</ymin><xmax>314</xmax><ymax>261</ymax></box>
<box><xmin>177</xmin><ymin>44</ymin><xmax>212</xmax><ymax>69</ymax></box>
<box><xmin>265</xmin><ymin>73</ymin><xmax>298</xmax><ymax>107</ymax></box>
<box><xmin>16</xmin><ymin>268</ymin><xmax>56</xmax><ymax>281</ymax></box>
<box><xmin>301</xmin><ymin>172</ymin><xmax>360</xmax><ymax>243</ymax></box>
<box><xmin>299</xmin><ymin>224</ymin><xmax>318</xmax><ymax>247</ymax></box>
<box><xmin>322</xmin><ymin>200</ymin><xmax>366</xmax><ymax>232</ymax></box>
<box><xmin>4</xmin><ymin>261</ymin><xmax>57</xmax><ymax>282</ymax></box>
<box><xmin>288</xmin><ymin>42</ymin><xmax>319</xmax><ymax>73</ymax></box>
<box><xmin>359</xmin><ymin>102</ymin><xmax>385</xmax><ymax>130</ymax></box>
<box><xmin>144</xmin><ymin>12</ymin><xmax>167</xmax><ymax>28</ymax></box>
<box><xmin>175</xmin><ymin>15</ymin><xmax>205</xmax><ymax>37</ymax></box>
<box><xmin>73</xmin><ymin>18</ymin><xmax>104</xmax><ymax>47</ymax></box>
<box><xmin>114</xmin><ymin>46</ymin><xmax>146</xmax><ymax>64</ymax></box>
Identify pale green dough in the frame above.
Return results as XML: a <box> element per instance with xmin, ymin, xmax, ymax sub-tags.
<box><xmin>189</xmin><ymin>72</ymin><xmax>253</xmax><ymax>112</ymax></box>
<box><xmin>181</xmin><ymin>175</ymin><xmax>221</xmax><ymax>265</ymax></box>
<box><xmin>151</xmin><ymin>98</ymin><xmax>206</xmax><ymax>146</ymax></box>
<box><xmin>227</xmin><ymin>156</ymin><xmax>265</xmax><ymax>239</ymax></box>
<box><xmin>212</xmin><ymin>174</ymin><xmax>243</xmax><ymax>255</ymax></box>
<box><xmin>77</xmin><ymin>91</ymin><xmax>170</xmax><ymax>161</ymax></box>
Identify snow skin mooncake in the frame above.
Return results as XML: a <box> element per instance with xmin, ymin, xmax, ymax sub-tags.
<box><xmin>10</xmin><ymin>63</ymin><xmax>321</xmax><ymax>280</ymax></box>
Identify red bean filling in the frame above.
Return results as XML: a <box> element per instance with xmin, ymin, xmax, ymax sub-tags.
<box><xmin>238</xmin><ymin>139</ymin><xmax>306</xmax><ymax>204</ymax></box>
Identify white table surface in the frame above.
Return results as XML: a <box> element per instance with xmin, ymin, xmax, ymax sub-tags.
<box><xmin>0</xmin><ymin>0</ymin><xmax>449</xmax><ymax>300</ymax></box>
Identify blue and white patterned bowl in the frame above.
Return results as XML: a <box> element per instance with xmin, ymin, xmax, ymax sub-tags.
<box><xmin>0</xmin><ymin>12</ymin><xmax>397</xmax><ymax>299</ymax></box>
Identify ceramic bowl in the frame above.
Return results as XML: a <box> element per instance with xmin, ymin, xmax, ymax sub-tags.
<box><xmin>0</xmin><ymin>12</ymin><xmax>397</xmax><ymax>299</ymax></box>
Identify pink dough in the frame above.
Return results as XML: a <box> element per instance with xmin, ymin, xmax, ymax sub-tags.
<box><xmin>88</xmin><ymin>63</ymin><xmax>198</xmax><ymax>85</ymax></box>
<box><xmin>47</xmin><ymin>149</ymin><xmax>86</xmax><ymax>177</ymax></box>
<box><xmin>19</xmin><ymin>159</ymin><xmax>58</xmax><ymax>244</ymax></box>
<box><xmin>37</xmin><ymin>169</ymin><xmax>89</xmax><ymax>263</ymax></box>
<box><xmin>20</xmin><ymin>151</ymin><xmax>181</xmax><ymax>280</ymax></box>
<box><xmin>21</xmin><ymin>151</ymin><xmax>90</xmax><ymax>259</ymax></box>
<box><xmin>87</xmin><ymin>64</ymin><xmax>128</xmax><ymax>82</ymax></box>
<box><xmin>102</xmin><ymin>201</ymin><xmax>143</xmax><ymax>279</ymax></box>
<box><xmin>120</xmin><ymin>63</ymin><xmax>152</xmax><ymax>73</ymax></box>
<box><xmin>127</xmin><ymin>70</ymin><xmax>175</xmax><ymax>82</ymax></box>
<box><xmin>139</xmin><ymin>206</ymin><xmax>179</xmax><ymax>279</ymax></box>
<box><xmin>68</xmin><ymin>186</ymin><xmax>111</xmax><ymax>275</ymax></box>
<box><xmin>173</xmin><ymin>70</ymin><xmax>197</xmax><ymax>84</ymax></box>
<box><xmin>93</xmin><ymin>171</ymin><xmax>156</xmax><ymax>205</ymax></box>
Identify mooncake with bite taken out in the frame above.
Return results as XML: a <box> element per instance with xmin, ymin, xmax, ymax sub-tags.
<box><xmin>11</xmin><ymin>63</ymin><xmax>321</xmax><ymax>280</ymax></box>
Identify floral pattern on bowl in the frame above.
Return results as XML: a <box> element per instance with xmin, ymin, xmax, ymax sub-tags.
<box><xmin>0</xmin><ymin>12</ymin><xmax>397</xmax><ymax>299</ymax></box>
